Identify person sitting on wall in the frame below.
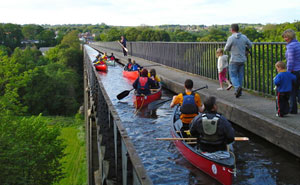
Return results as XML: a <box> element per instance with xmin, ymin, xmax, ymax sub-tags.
<box><xmin>190</xmin><ymin>96</ymin><xmax>235</xmax><ymax>153</ymax></box>
<box><xmin>133</xmin><ymin>69</ymin><xmax>156</xmax><ymax>95</ymax></box>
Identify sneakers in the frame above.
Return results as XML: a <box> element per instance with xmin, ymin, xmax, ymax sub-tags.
<box><xmin>217</xmin><ymin>88</ymin><xmax>224</xmax><ymax>91</ymax></box>
<box><xmin>235</xmin><ymin>87</ymin><xmax>242</xmax><ymax>98</ymax></box>
<box><xmin>276</xmin><ymin>113</ymin><xmax>284</xmax><ymax>117</ymax></box>
<box><xmin>226</xmin><ymin>85</ymin><xmax>233</xmax><ymax>90</ymax></box>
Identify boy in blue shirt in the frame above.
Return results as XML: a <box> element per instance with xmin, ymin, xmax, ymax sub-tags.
<box><xmin>274</xmin><ymin>61</ymin><xmax>296</xmax><ymax>117</ymax></box>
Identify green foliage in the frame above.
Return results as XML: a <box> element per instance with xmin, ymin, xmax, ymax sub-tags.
<box><xmin>0</xmin><ymin>45</ymin><xmax>9</xmax><ymax>58</ymax></box>
<box><xmin>0</xmin><ymin>34</ymin><xmax>82</xmax><ymax>116</ymax></box>
<box><xmin>22</xmin><ymin>24</ymin><xmax>44</xmax><ymax>40</ymax></box>
<box><xmin>24</xmin><ymin>63</ymin><xmax>80</xmax><ymax>115</ymax></box>
<box><xmin>37</xmin><ymin>29</ymin><xmax>57</xmax><ymax>47</ymax></box>
<box><xmin>198</xmin><ymin>28</ymin><xmax>228</xmax><ymax>42</ymax></box>
<box><xmin>240</xmin><ymin>27</ymin><xmax>263</xmax><ymax>42</ymax></box>
<box><xmin>170</xmin><ymin>29</ymin><xmax>196</xmax><ymax>42</ymax></box>
<box><xmin>61</xmin><ymin>30</ymin><xmax>80</xmax><ymax>50</ymax></box>
<box><xmin>0</xmin><ymin>114</ymin><xmax>65</xmax><ymax>185</ymax></box>
<box><xmin>0</xmin><ymin>23</ymin><xmax>23</xmax><ymax>51</ymax></box>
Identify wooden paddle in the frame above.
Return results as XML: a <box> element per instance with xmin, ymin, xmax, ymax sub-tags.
<box><xmin>156</xmin><ymin>137</ymin><xmax>249</xmax><ymax>141</ymax></box>
<box><xmin>118</xmin><ymin>41</ymin><xmax>128</xmax><ymax>52</ymax></box>
<box><xmin>116</xmin><ymin>88</ymin><xmax>134</xmax><ymax>100</ymax></box>
<box><xmin>148</xmin><ymin>85</ymin><xmax>208</xmax><ymax>110</ymax></box>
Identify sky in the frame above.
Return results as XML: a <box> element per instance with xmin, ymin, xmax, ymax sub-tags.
<box><xmin>1</xmin><ymin>0</ymin><xmax>300</xmax><ymax>26</ymax></box>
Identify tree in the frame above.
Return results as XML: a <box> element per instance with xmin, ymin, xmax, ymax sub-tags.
<box><xmin>0</xmin><ymin>114</ymin><xmax>65</xmax><ymax>184</ymax></box>
<box><xmin>60</xmin><ymin>30</ymin><xmax>80</xmax><ymax>50</ymax></box>
<box><xmin>22</xmin><ymin>24</ymin><xmax>44</xmax><ymax>40</ymax></box>
<box><xmin>1</xmin><ymin>23</ymin><xmax>23</xmax><ymax>51</ymax></box>
<box><xmin>240</xmin><ymin>27</ymin><xmax>263</xmax><ymax>42</ymax></box>
<box><xmin>124</xmin><ymin>27</ymin><xmax>141</xmax><ymax>41</ymax></box>
<box><xmin>37</xmin><ymin>29</ymin><xmax>56</xmax><ymax>47</ymax></box>
<box><xmin>198</xmin><ymin>28</ymin><xmax>227</xmax><ymax>42</ymax></box>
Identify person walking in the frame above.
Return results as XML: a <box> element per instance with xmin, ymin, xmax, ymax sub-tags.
<box><xmin>224</xmin><ymin>24</ymin><xmax>252</xmax><ymax>98</ymax></box>
<box><xmin>216</xmin><ymin>48</ymin><xmax>232</xmax><ymax>91</ymax></box>
<box><xmin>282</xmin><ymin>29</ymin><xmax>300</xmax><ymax>114</ymax></box>
<box><xmin>120</xmin><ymin>35</ymin><xmax>127</xmax><ymax>56</ymax></box>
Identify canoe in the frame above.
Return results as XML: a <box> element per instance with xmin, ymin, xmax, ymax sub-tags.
<box><xmin>133</xmin><ymin>87</ymin><xmax>162</xmax><ymax>109</ymax></box>
<box><xmin>171</xmin><ymin>106</ymin><xmax>235</xmax><ymax>185</ymax></box>
<box><xmin>94</xmin><ymin>63</ymin><xmax>107</xmax><ymax>71</ymax></box>
<box><xmin>123</xmin><ymin>69</ymin><xmax>139</xmax><ymax>81</ymax></box>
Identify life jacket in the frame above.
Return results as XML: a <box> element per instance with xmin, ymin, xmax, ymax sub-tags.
<box><xmin>137</xmin><ymin>77</ymin><xmax>149</xmax><ymax>91</ymax></box>
<box><xmin>132</xmin><ymin>64</ymin><xmax>138</xmax><ymax>71</ymax></box>
<box><xmin>180</xmin><ymin>92</ymin><xmax>198</xmax><ymax>114</ymax></box>
<box><xmin>127</xmin><ymin>63</ymin><xmax>132</xmax><ymax>70</ymax></box>
<box><xmin>199</xmin><ymin>114</ymin><xmax>223</xmax><ymax>144</ymax></box>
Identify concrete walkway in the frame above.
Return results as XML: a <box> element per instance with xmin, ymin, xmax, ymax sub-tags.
<box><xmin>89</xmin><ymin>44</ymin><xmax>300</xmax><ymax>158</ymax></box>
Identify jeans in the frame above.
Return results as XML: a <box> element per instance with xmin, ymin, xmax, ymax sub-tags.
<box><xmin>289</xmin><ymin>70</ymin><xmax>300</xmax><ymax>113</ymax></box>
<box><xmin>229</xmin><ymin>62</ymin><xmax>245</xmax><ymax>93</ymax></box>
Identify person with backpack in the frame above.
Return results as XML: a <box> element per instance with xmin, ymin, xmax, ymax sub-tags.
<box><xmin>170</xmin><ymin>79</ymin><xmax>204</xmax><ymax>136</ymax></box>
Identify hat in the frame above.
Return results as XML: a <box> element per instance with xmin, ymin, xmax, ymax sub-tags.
<box><xmin>141</xmin><ymin>69</ymin><xmax>148</xmax><ymax>77</ymax></box>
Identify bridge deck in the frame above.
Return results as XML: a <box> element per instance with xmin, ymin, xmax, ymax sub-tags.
<box><xmin>90</xmin><ymin>44</ymin><xmax>300</xmax><ymax>158</ymax></box>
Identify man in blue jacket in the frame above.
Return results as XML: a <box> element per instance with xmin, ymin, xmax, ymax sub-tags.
<box><xmin>224</xmin><ymin>24</ymin><xmax>252</xmax><ymax>98</ymax></box>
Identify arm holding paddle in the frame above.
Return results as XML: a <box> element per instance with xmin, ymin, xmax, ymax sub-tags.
<box><xmin>116</xmin><ymin>77</ymin><xmax>138</xmax><ymax>100</ymax></box>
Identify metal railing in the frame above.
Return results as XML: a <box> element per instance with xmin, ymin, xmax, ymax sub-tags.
<box><xmin>91</xmin><ymin>41</ymin><xmax>286</xmax><ymax>96</ymax></box>
<box><xmin>84</xmin><ymin>45</ymin><xmax>153</xmax><ymax>185</ymax></box>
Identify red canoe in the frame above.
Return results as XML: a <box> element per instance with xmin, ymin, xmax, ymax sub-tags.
<box><xmin>133</xmin><ymin>88</ymin><xmax>162</xmax><ymax>109</ymax></box>
<box><xmin>171</xmin><ymin>106</ymin><xmax>236</xmax><ymax>185</ymax></box>
<box><xmin>123</xmin><ymin>69</ymin><xmax>139</xmax><ymax>81</ymax></box>
<box><xmin>94</xmin><ymin>63</ymin><xmax>107</xmax><ymax>71</ymax></box>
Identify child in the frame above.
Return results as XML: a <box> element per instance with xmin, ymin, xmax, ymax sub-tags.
<box><xmin>132</xmin><ymin>60</ymin><xmax>141</xmax><ymax>71</ymax></box>
<box><xmin>148</xmin><ymin>69</ymin><xmax>161</xmax><ymax>88</ymax></box>
<box><xmin>216</xmin><ymin>48</ymin><xmax>232</xmax><ymax>91</ymax></box>
<box><xmin>273</xmin><ymin>61</ymin><xmax>296</xmax><ymax>117</ymax></box>
<box><xmin>102</xmin><ymin>52</ymin><xmax>108</xmax><ymax>61</ymax></box>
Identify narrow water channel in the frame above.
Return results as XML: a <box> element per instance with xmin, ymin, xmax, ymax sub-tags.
<box><xmin>87</xmin><ymin>46</ymin><xmax>300</xmax><ymax>185</ymax></box>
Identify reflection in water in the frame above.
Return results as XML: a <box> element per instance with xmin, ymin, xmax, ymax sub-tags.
<box><xmin>92</xmin><ymin>56</ymin><xmax>300</xmax><ymax>184</ymax></box>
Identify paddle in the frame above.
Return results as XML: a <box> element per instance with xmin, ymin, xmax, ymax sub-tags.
<box><xmin>148</xmin><ymin>85</ymin><xmax>208</xmax><ymax>110</ymax></box>
<box><xmin>156</xmin><ymin>137</ymin><xmax>249</xmax><ymax>141</ymax></box>
<box><xmin>117</xmin><ymin>88</ymin><xmax>134</xmax><ymax>100</ymax></box>
<box><xmin>118</xmin><ymin>41</ymin><xmax>128</xmax><ymax>52</ymax></box>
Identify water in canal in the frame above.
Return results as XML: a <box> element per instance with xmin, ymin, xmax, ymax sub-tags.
<box><xmin>91</xmin><ymin>58</ymin><xmax>300</xmax><ymax>184</ymax></box>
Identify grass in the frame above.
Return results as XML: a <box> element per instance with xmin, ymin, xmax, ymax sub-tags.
<box><xmin>52</xmin><ymin>114</ymin><xmax>87</xmax><ymax>185</ymax></box>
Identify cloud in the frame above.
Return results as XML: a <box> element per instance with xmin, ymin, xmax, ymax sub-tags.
<box><xmin>0</xmin><ymin>0</ymin><xmax>299</xmax><ymax>26</ymax></box>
